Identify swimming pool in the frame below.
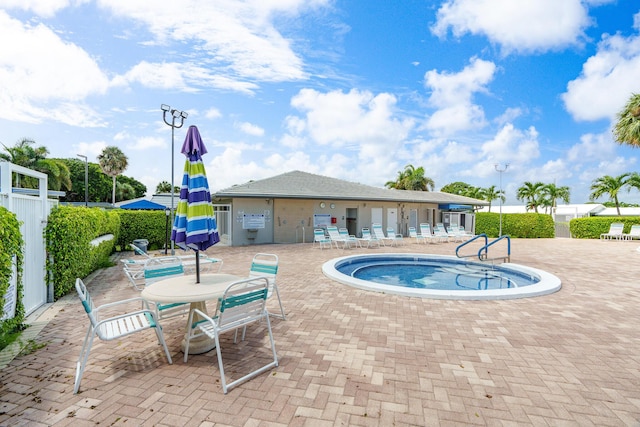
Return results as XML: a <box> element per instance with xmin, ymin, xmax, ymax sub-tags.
<box><xmin>322</xmin><ymin>254</ymin><xmax>561</xmax><ymax>300</ymax></box>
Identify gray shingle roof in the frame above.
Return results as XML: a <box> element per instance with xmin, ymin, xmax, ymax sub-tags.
<box><xmin>215</xmin><ymin>170</ymin><xmax>488</xmax><ymax>206</ymax></box>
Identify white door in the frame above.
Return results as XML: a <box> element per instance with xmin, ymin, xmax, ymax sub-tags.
<box><xmin>371</xmin><ymin>208</ymin><xmax>382</xmax><ymax>227</ymax></box>
<box><xmin>409</xmin><ymin>209</ymin><xmax>418</xmax><ymax>230</ymax></box>
<box><xmin>387</xmin><ymin>208</ymin><xmax>398</xmax><ymax>234</ymax></box>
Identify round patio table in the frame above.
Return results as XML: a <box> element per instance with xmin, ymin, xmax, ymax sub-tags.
<box><xmin>141</xmin><ymin>273</ymin><xmax>243</xmax><ymax>355</ymax></box>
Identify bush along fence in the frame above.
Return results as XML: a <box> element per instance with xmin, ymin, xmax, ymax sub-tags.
<box><xmin>475</xmin><ymin>212</ymin><xmax>555</xmax><ymax>238</ymax></box>
<box><xmin>0</xmin><ymin>207</ymin><xmax>25</xmax><ymax>340</ymax></box>
<box><xmin>570</xmin><ymin>216</ymin><xmax>640</xmax><ymax>239</ymax></box>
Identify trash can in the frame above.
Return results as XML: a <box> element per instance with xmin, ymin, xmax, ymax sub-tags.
<box><xmin>132</xmin><ymin>239</ymin><xmax>149</xmax><ymax>254</ymax></box>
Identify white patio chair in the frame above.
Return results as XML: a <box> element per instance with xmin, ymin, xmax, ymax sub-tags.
<box><xmin>408</xmin><ymin>226</ymin><xmax>426</xmax><ymax>244</ymax></box>
<box><xmin>183</xmin><ymin>277</ymin><xmax>278</xmax><ymax>394</ymax></box>
<box><xmin>313</xmin><ymin>228</ymin><xmax>332</xmax><ymax>249</ymax></box>
<box><xmin>74</xmin><ymin>278</ymin><xmax>172</xmax><ymax>394</ymax></box>
<box><xmin>339</xmin><ymin>227</ymin><xmax>361</xmax><ymax>248</ymax></box>
<box><xmin>144</xmin><ymin>257</ymin><xmax>190</xmax><ymax>320</ymax></box>
<box><xmin>358</xmin><ymin>227</ymin><xmax>381</xmax><ymax>248</ymax></box>
<box><xmin>386</xmin><ymin>227</ymin><xmax>404</xmax><ymax>246</ymax></box>
<box><xmin>419</xmin><ymin>223</ymin><xmax>438</xmax><ymax>244</ymax></box>
<box><xmin>600</xmin><ymin>222</ymin><xmax>625</xmax><ymax>240</ymax></box>
<box><xmin>249</xmin><ymin>253</ymin><xmax>286</xmax><ymax>320</ymax></box>
<box><xmin>371</xmin><ymin>224</ymin><xmax>393</xmax><ymax>246</ymax></box>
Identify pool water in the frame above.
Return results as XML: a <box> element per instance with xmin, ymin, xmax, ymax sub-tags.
<box><xmin>322</xmin><ymin>254</ymin><xmax>561</xmax><ymax>300</ymax></box>
<box><xmin>338</xmin><ymin>258</ymin><xmax>538</xmax><ymax>291</ymax></box>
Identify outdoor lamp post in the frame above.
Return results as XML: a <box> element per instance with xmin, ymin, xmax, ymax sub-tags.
<box><xmin>494</xmin><ymin>163</ymin><xmax>509</xmax><ymax>237</ymax></box>
<box><xmin>164</xmin><ymin>207</ymin><xmax>171</xmax><ymax>255</ymax></box>
<box><xmin>161</xmin><ymin>104</ymin><xmax>188</xmax><ymax>255</ymax></box>
<box><xmin>77</xmin><ymin>154</ymin><xmax>88</xmax><ymax>207</ymax></box>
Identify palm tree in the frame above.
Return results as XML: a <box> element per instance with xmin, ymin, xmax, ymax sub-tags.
<box><xmin>614</xmin><ymin>93</ymin><xmax>640</xmax><ymax>147</ymax></box>
<box><xmin>481</xmin><ymin>185</ymin><xmax>504</xmax><ymax>213</ymax></box>
<box><xmin>0</xmin><ymin>138</ymin><xmax>71</xmax><ymax>191</ymax></box>
<box><xmin>516</xmin><ymin>181</ymin><xmax>545</xmax><ymax>213</ymax></box>
<box><xmin>98</xmin><ymin>146</ymin><xmax>128</xmax><ymax>205</ymax></box>
<box><xmin>589</xmin><ymin>173</ymin><xmax>631</xmax><ymax>216</ymax></box>
<box><xmin>156</xmin><ymin>181</ymin><xmax>172</xmax><ymax>193</ymax></box>
<box><xmin>385</xmin><ymin>164</ymin><xmax>435</xmax><ymax>191</ymax></box>
<box><xmin>541</xmin><ymin>183</ymin><xmax>570</xmax><ymax>218</ymax></box>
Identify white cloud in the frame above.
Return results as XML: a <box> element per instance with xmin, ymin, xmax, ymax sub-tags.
<box><xmin>562</xmin><ymin>31</ymin><xmax>640</xmax><ymax>121</ymax></box>
<box><xmin>235</xmin><ymin>121</ymin><xmax>265</xmax><ymax>137</ymax></box>
<box><xmin>423</xmin><ymin>57</ymin><xmax>496</xmax><ymax>136</ymax></box>
<box><xmin>128</xmin><ymin>136</ymin><xmax>166</xmax><ymax>151</ymax></box>
<box><xmin>0</xmin><ymin>11</ymin><xmax>110</xmax><ymax>126</ymax></box>
<box><xmin>0</xmin><ymin>0</ymin><xmax>87</xmax><ymax>18</ymax></box>
<box><xmin>97</xmin><ymin>0</ymin><xmax>323</xmax><ymax>86</ymax></box>
<box><xmin>566</xmin><ymin>132</ymin><xmax>616</xmax><ymax>163</ymax></box>
<box><xmin>431</xmin><ymin>0</ymin><xmax>601</xmax><ymax>54</ymax></box>
<box><xmin>481</xmin><ymin>123</ymin><xmax>540</xmax><ymax>165</ymax></box>
<box><xmin>288</xmin><ymin>88</ymin><xmax>414</xmax><ymax>159</ymax></box>
<box><xmin>494</xmin><ymin>107</ymin><xmax>524</xmax><ymax>126</ymax></box>
<box><xmin>205</xmin><ymin>108</ymin><xmax>222</xmax><ymax>119</ymax></box>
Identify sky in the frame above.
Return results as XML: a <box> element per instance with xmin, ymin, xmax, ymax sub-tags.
<box><xmin>1</xmin><ymin>0</ymin><xmax>640</xmax><ymax>205</ymax></box>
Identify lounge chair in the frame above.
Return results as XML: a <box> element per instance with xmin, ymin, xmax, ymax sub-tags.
<box><xmin>129</xmin><ymin>243</ymin><xmax>223</xmax><ymax>274</ymax></box>
<box><xmin>433</xmin><ymin>224</ymin><xmax>450</xmax><ymax>243</ymax></box>
<box><xmin>408</xmin><ymin>226</ymin><xmax>426</xmax><ymax>244</ymax></box>
<box><xmin>313</xmin><ymin>228</ymin><xmax>332</xmax><ymax>249</ymax></box>
<box><xmin>386</xmin><ymin>227</ymin><xmax>404</xmax><ymax>246</ymax></box>
<box><xmin>358</xmin><ymin>227</ymin><xmax>381</xmax><ymax>248</ymax></box>
<box><xmin>419</xmin><ymin>223</ymin><xmax>437</xmax><ymax>244</ymax></box>
<box><xmin>600</xmin><ymin>222</ymin><xmax>625</xmax><ymax>240</ymax></box>
<box><xmin>371</xmin><ymin>224</ymin><xmax>393</xmax><ymax>246</ymax></box>
<box><xmin>327</xmin><ymin>226</ymin><xmax>348</xmax><ymax>249</ymax></box>
<box><xmin>623</xmin><ymin>224</ymin><xmax>640</xmax><ymax>241</ymax></box>
<box><xmin>339</xmin><ymin>227</ymin><xmax>361</xmax><ymax>248</ymax></box>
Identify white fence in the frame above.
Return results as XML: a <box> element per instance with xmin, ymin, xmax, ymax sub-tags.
<box><xmin>0</xmin><ymin>161</ymin><xmax>57</xmax><ymax>316</ymax></box>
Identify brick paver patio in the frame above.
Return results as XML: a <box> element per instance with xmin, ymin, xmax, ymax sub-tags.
<box><xmin>1</xmin><ymin>238</ymin><xmax>639</xmax><ymax>426</ymax></box>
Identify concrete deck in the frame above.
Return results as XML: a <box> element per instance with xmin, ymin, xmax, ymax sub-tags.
<box><xmin>1</xmin><ymin>238</ymin><xmax>639</xmax><ymax>426</ymax></box>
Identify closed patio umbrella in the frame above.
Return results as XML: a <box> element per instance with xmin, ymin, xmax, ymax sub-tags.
<box><xmin>171</xmin><ymin>125</ymin><xmax>219</xmax><ymax>283</ymax></box>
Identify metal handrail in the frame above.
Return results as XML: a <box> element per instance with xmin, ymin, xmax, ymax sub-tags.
<box><xmin>455</xmin><ymin>233</ymin><xmax>488</xmax><ymax>259</ymax></box>
<box><xmin>455</xmin><ymin>233</ymin><xmax>511</xmax><ymax>263</ymax></box>
<box><xmin>479</xmin><ymin>235</ymin><xmax>511</xmax><ymax>263</ymax></box>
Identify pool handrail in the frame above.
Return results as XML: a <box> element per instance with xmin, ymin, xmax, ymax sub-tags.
<box><xmin>455</xmin><ymin>233</ymin><xmax>488</xmax><ymax>259</ymax></box>
<box><xmin>455</xmin><ymin>234</ymin><xmax>511</xmax><ymax>263</ymax></box>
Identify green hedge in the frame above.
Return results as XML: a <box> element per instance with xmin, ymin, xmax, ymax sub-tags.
<box><xmin>570</xmin><ymin>216</ymin><xmax>640</xmax><ymax>239</ymax></box>
<box><xmin>45</xmin><ymin>206</ymin><xmax>120</xmax><ymax>300</ymax></box>
<box><xmin>116</xmin><ymin>210</ymin><xmax>172</xmax><ymax>251</ymax></box>
<box><xmin>475</xmin><ymin>212</ymin><xmax>555</xmax><ymax>238</ymax></box>
<box><xmin>0</xmin><ymin>207</ymin><xmax>25</xmax><ymax>337</ymax></box>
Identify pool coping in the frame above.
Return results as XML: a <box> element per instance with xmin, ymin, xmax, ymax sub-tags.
<box><xmin>322</xmin><ymin>253</ymin><xmax>562</xmax><ymax>300</ymax></box>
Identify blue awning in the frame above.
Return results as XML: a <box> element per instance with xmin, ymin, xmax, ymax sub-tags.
<box><xmin>120</xmin><ymin>199</ymin><xmax>167</xmax><ymax>210</ymax></box>
<box><xmin>438</xmin><ymin>204</ymin><xmax>473</xmax><ymax>211</ymax></box>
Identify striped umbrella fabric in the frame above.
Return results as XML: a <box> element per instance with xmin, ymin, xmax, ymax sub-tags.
<box><xmin>171</xmin><ymin>125</ymin><xmax>219</xmax><ymax>282</ymax></box>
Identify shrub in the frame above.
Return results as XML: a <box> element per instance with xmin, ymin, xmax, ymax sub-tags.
<box><xmin>116</xmin><ymin>210</ymin><xmax>172</xmax><ymax>251</ymax></box>
<box><xmin>476</xmin><ymin>212</ymin><xmax>555</xmax><ymax>238</ymax></box>
<box><xmin>570</xmin><ymin>216</ymin><xmax>640</xmax><ymax>239</ymax></box>
<box><xmin>0</xmin><ymin>207</ymin><xmax>25</xmax><ymax>342</ymax></box>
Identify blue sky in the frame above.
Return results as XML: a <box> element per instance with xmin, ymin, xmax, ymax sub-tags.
<box><xmin>1</xmin><ymin>0</ymin><xmax>640</xmax><ymax>204</ymax></box>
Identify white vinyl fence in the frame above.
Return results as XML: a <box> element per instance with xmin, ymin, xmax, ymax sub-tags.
<box><xmin>0</xmin><ymin>161</ymin><xmax>57</xmax><ymax>317</ymax></box>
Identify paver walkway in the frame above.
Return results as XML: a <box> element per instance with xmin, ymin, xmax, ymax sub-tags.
<box><xmin>1</xmin><ymin>238</ymin><xmax>639</xmax><ymax>426</ymax></box>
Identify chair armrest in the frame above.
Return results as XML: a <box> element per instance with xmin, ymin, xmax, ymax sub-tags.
<box><xmin>93</xmin><ymin>308</ymin><xmax>158</xmax><ymax>328</ymax></box>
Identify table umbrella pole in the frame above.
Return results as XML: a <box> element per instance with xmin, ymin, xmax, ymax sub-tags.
<box><xmin>196</xmin><ymin>251</ymin><xmax>200</xmax><ymax>284</ymax></box>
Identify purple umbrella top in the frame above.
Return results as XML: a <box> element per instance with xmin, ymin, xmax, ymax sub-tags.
<box><xmin>181</xmin><ymin>125</ymin><xmax>208</xmax><ymax>156</ymax></box>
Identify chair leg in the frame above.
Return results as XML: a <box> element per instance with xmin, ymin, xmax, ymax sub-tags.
<box><xmin>74</xmin><ymin>330</ymin><xmax>95</xmax><ymax>394</ymax></box>
<box><xmin>154</xmin><ymin>325</ymin><xmax>173</xmax><ymax>365</ymax></box>
<box><xmin>270</xmin><ymin>284</ymin><xmax>286</xmax><ymax>320</ymax></box>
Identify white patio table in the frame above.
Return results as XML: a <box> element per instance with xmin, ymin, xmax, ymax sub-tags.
<box><xmin>141</xmin><ymin>273</ymin><xmax>242</xmax><ymax>355</ymax></box>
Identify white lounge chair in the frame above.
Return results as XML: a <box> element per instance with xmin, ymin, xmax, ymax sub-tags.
<box><xmin>313</xmin><ymin>228</ymin><xmax>332</xmax><ymax>249</ymax></box>
<box><xmin>408</xmin><ymin>226</ymin><xmax>426</xmax><ymax>244</ymax></box>
<box><xmin>371</xmin><ymin>224</ymin><xmax>393</xmax><ymax>246</ymax></box>
<box><xmin>339</xmin><ymin>227</ymin><xmax>361</xmax><ymax>248</ymax></box>
<box><xmin>386</xmin><ymin>227</ymin><xmax>404</xmax><ymax>246</ymax></box>
<box><xmin>623</xmin><ymin>224</ymin><xmax>640</xmax><ymax>241</ymax></box>
<box><xmin>419</xmin><ymin>223</ymin><xmax>437</xmax><ymax>244</ymax></box>
<box><xmin>358</xmin><ymin>227</ymin><xmax>381</xmax><ymax>248</ymax></box>
<box><xmin>327</xmin><ymin>226</ymin><xmax>348</xmax><ymax>249</ymax></box>
<box><xmin>433</xmin><ymin>224</ymin><xmax>450</xmax><ymax>242</ymax></box>
<box><xmin>600</xmin><ymin>223</ymin><xmax>624</xmax><ymax>240</ymax></box>
<box><xmin>74</xmin><ymin>278</ymin><xmax>172</xmax><ymax>394</ymax></box>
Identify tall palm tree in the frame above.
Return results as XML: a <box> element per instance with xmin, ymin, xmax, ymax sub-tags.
<box><xmin>481</xmin><ymin>185</ymin><xmax>504</xmax><ymax>213</ymax></box>
<box><xmin>516</xmin><ymin>181</ymin><xmax>545</xmax><ymax>213</ymax></box>
<box><xmin>385</xmin><ymin>164</ymin><xmax>435</xmax><ymax>191</ymax></box>
<box><xmin>614</xmin><ymin>93</ymin><xmax>640</xmax><ymax>147</ymax></box>
<box><xmin>156</xmin><ymin>181</ymin><xmax>173</xmax><ymax>193</ymax></box>
<box><xmin>0</xmin><ymin>138</ymin><xmax>71</xmax><ymax>190</ymax></box>
<box><xmin>589</xmin><ymin>173</ymin><xmax>631</xmax><ymax>216</ymax></box>
<box><xmin>98</xmin><ymin>146</ymin><xmax>128</xmax><ymax>205</ymax></box>
<box><xmin>542</xmin><ymin>183</ymin><xmax>570</xmax><ymax>217</ymax></box>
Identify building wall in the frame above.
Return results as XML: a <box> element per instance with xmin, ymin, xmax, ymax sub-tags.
<box><xmin>229</xmin><ymin>197</ymin><xmax>441</xmax><ymax>245</ymax></box>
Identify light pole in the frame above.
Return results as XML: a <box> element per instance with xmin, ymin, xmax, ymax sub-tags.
<box><xmin>494</xmin><ymin>163</ymin><xmax>509</xmax><ymax>237</ymax></box>
<box><xmin>77</xmin><ymin>154</ymin><xmax>88</xmax><ymax>207</ymax></box>
<box><xmin>161</xmin><ymin>104</ymin><xmax>188</xmax><ymax>255</ymax></box>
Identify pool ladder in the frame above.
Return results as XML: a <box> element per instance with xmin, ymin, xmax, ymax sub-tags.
<box><xmin>455</xmin><ymin>234</ymin><xmax>511</xmax><ymax>263</ymax></box>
